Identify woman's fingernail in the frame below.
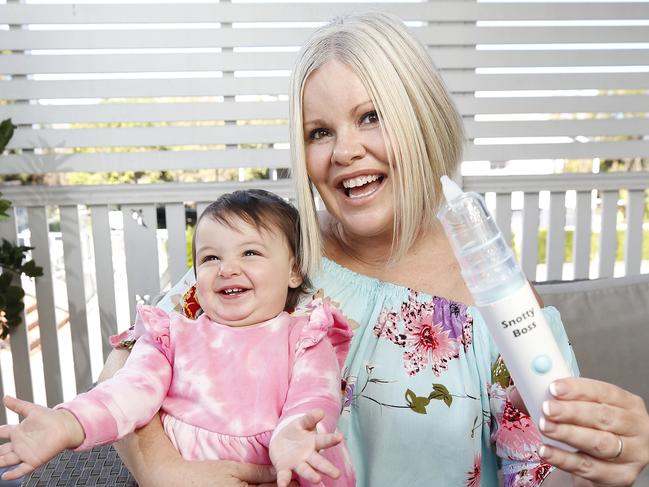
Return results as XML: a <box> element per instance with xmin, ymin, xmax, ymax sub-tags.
<box><xmin>549</xmin><ymin>381</ymin><xmax>567</xmax><ymax>397</ymax></box>
<box><xmin>542</xmin><ymin>400</ymin><xmax>552</xmax><ymax>417</ymax></box>
<box><xmin>538</xmin><ymin>445</ymin><xmax>548</xmax><ymax>458</ymax></box>
<box><xmin>539</xmin><ymin>417</ymin><xmax>555</xmax><ymax>432</ymax></box>
<box><xmin>539</xmin><ymin>417</ymin><xmax>547</xmax><ymax>431</ymax></box>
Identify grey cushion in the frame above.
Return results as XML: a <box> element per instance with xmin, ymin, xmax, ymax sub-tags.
<box><xmin>537</xmin><ymin>275</ymin><xmax>649</xmax><ymax>405</ymax></box>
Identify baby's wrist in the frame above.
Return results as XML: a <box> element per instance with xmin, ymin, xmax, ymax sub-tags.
<box><xmin>55</xmin><ymin>409</ymin><xmax>85</xmax><ymax>449</ymax></box>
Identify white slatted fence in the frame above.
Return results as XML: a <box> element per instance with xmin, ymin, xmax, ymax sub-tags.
<box><xmin>1</xmin><ymin>1</ymin><xmax>648</xmax><ymax>172</ymax></box>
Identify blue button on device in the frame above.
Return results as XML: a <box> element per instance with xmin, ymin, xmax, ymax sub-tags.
<box><xmin>531</xmin><ymin>354</ymin><xmax>553</xmax><ymax>374</ymax></box>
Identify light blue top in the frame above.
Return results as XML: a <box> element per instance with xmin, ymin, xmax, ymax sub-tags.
<box><xmin>312</xmin><ymin>257</ymin><xmax>579</xmax><ymax>487</ymax></box>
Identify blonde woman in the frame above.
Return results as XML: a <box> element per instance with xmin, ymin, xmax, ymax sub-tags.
<box><xmin>84</xmin><ymin>11</ymin><xmax>649</xmax><ymax>487</ymax></box>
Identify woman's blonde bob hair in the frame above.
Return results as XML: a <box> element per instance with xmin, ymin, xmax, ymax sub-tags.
<box><xmin>290</xmin><ymin>11</ymin><xmax>465</xmax><ymax>277</ymax></box>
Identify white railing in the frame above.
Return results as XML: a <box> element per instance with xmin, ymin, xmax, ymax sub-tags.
<box><xmin>0</xmin><ymin>173</ymin><xmax>647</xmax><ymax>421</ymax></box>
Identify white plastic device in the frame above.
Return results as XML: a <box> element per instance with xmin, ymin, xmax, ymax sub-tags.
<box><xmin>438</xmin><ymin>176</ymin><xmax>575</xmax><ymax>451</ymax></box>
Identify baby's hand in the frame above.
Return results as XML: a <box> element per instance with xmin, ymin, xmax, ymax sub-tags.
<box><xmin>269</xmin><ymin>409</ymin><xmax>342</xmax><ymax>487</ymax></box>
<box><xmin>0</xmin><ymin>396</ymin><xmax>85</xmax><ymax>481</ymax></box>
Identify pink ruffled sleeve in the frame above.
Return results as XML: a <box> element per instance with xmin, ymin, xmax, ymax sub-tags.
<box><xmin>274</xmin><ymin>300</ymin><xmax>355</xmax><ymax>485</ymax></box>
<box><xmin>286</xmin><ymin>299</ymin><xmax>352</xmax><ymax>427</ymax></box>
<box><xmin>294</xmin><ymin>298</ymin><xmax>353</xmax><ymax>370</ymax></box>
<box><xmin>56</xmin><ymin>305</ymin><xmax>174</xmax><ymax>450</ymax></box>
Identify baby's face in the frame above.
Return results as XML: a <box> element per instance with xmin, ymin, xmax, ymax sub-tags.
<box><xmin>194</xmin><ymin>217</ymin><xmax>302</xmax><ymax>327</ymax></box>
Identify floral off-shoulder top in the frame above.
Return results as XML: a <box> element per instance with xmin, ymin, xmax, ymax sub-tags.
<box><xmin>113</xmin><ymin>257</ymin><xmax>578</xmax><ymax>487</ymax></box>
<box><xmin>313</xmin><ymin>257</ymin><xmax>579</xmax><ymax>487</ymax></box>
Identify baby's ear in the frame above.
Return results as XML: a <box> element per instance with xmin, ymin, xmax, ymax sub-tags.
<box><xmin>288</xmin><ymin>258</ymin><xmax>304</xmax><ymax>289</ymax></box>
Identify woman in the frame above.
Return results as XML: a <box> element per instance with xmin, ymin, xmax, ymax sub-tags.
<box><xmin>106</xmin><ymin>11</ymin><xmax>649</xmax><ymax>487</ymax></box>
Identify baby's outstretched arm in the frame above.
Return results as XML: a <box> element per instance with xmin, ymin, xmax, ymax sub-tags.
<box><xmin>269</xmin><ymin>409</ymin><xmax>342</xmax><ymax>487</ymax></box>
<box><xmin>0</xmin><ymin>395</ymin><xmax>85</xmax><ymax>481</ymax></box>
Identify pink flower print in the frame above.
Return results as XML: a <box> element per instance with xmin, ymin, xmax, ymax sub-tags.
<box><xmin>342</xmin><ymin>379</ymin><xmax>355</xmax><ymax>409</ymax></box>
<box><xmin>460</xmin><ymin>315</ymin><xmax>474</xmax><ymax>353</ymax></box>
<box><xmin>465</xmin><ymin>454</ymin><xmax>481</xmax><ymax>487</ymax></box>
<box><xmin>494</xmin><ymin>401</ymin><xmax>542</xmax><ymax>462</ymax></box>
<box><xmin>532</xmin><ymin>463</ymin><xmax>552</xmax><ymax>484</ymax></box>
<box><xmin>374</xmin><ymin>309</ymin><xmax>406</xmax><ymax>347</ymax></box>
<box><xmin>403</xmin><ymin>316</ymin><xmax>459</xmax><ymax>376</ymax></box>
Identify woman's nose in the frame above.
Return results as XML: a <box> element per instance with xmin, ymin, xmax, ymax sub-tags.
<box><xmin>332</xmin><ymin>129</ymin><xmax>365</xmax><ymax>166</ymax></box>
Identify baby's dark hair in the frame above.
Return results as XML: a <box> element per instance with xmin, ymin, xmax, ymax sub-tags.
<box><xmin>192</xmin><ymin>189</ymin><xmax>311</xmax><ymax>311</ymax></box>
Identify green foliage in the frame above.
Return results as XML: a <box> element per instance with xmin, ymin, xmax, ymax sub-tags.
<box><xmin>535</xmin><ymin>228</ymin><xmax>649</xmax><ymax>263</ymax></box>
<box><xmin>0</xmin><ymin>118</ymin><xmax>43</xmax><ymax>338</ymax></box>
<box><xmin>0</xmin><ymin>240</ymin><xmax>43</xmax><ymax>338</ymax></box>
<box><xmin>0</xmin><ymin>118</ymin><xmax>14</xmax><ymax>152</ymax></box>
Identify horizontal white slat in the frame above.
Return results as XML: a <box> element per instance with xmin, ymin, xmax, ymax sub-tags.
<box><xmin>4</xmin><ymin>73</ymin><xmax>649</xmax><ymax>101</ymax></box>
<box><xmin>4</xmin><ymin>49</ymin><xmax>649</xmax><ymax>75</ymax></box>
<box><xmin>1</xmin><ymin>174</ymin><xmax>645</xmax><ymax>209</ymax></box>
<box><xmin>1</xmin><ymin>77</ymin><xmax>290</xmax><ymax>100</ymax></box>
<box><xmin>455</xmin><ymin>95</ymin><xmax>649</xmax><ymax>116</ymax></box>
<box><xmin>7</xmin><ymin>118</ymin><xmax>647</xmax><ymax>149</ymax></box>
<box><xmin>3</xmin><ymin>140</ymin><xmax>648</xmax><ymax>174</ymax></box>
<box><xmin>463</xmin><ymin>172</ymin><xmax>649</xmax><ymax>193</ymax></box>
<box><xmin>465</xmin><ymin>118</ymin><xmax>649</xmax><ymax>138</ymax></box>
<box><xmin>0</xmin><ymin>101</ymin><xmax>288</xmax><ymax>124</ymax></box>
<box><xmin>4</xmin><ymin>25</ymin><xmax>649</xmax><ymax>51</ymax></box>
<box><xmin>3</xmin><ymin>95</ymin><xmax>648</xmax><ymax>126</ymax></box>
<box><xmin>1</xmin><ymin>180</ymin><xmax>296</xmax><ymax>207</ymax></box>
<box><xmin>464</xmin><ymin>139</ymin><xmax>649</xmax><ymax>161</ymax></box>
<box><xmin>445</xmin><ymin>73</ymin><xmax>649</xmax><ymax>92</ymax></box>
<box><xmin>2</xmin><ymin>3</ymin><xmax>647</xmax><ymax>23</ymax></box>
<box><xmin>0</xmin><ymin>148</ymin><xmax>290</xmax><ymax>174</ymax></box>
<box><xmin>9</xmin><ymin>125</ymin><xmax>288</xmax><ymax>149</ymax></box>
<box><xmin>420</xmin><ymin>25</ymin><xmax>649</xmax><ymax>45</ymax></box>
<box><xmin>3</xmin><ymin>139</ymin><xmax>648</xmax><ymax>173</ymax></box>
<box><xmin>0</xmin><ymin>52</ymin><xmax>296</xmax><ymax>75</ymax></box>
<box><xmin>0</xmin><ymin>27</ymin><xmax>312</xmax><ymax>50</ymax></box>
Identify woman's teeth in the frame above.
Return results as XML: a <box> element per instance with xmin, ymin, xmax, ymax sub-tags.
<box><xmin>342</xmin><ymin>175</ymin><xmax>383</xmax><ymax>198</ymax></box>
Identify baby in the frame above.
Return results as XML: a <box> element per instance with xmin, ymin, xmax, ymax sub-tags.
<box><xmin>0</xmin><ymin>189</ymin><xmax>355</xmax><ymax>486</ymax></box>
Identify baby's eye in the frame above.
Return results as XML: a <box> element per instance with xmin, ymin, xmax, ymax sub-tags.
<box><xmin>361</xmin><ymin>110</ymin><xmax>379</xmax><ymax>125</ymax></box>
<box><xmin>202</xmin><ymin>255</ymin><xmax>219</xmax><ymax>263</ymax></box>
<box><xmin>243</xmin><ymin>250</ymin><xmax>260</xmax><ymax>257</ymax></box>
<box><xmin>308</xmin><ymin>128</ymin><xmax>330</xmax><ymax>141</ymax></box>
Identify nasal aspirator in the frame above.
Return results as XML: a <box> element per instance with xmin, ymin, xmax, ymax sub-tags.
<box><xmin>438</xmin><ymin>176</ymin><xmax>575</xmax><ymax>451</ymax></box>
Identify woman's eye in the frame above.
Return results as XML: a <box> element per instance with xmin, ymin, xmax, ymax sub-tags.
<box><xmin>361</xmin><ymin>110</ymin><xmax>379</xmax><ymax>125</ymax></box>
<box><xmin>308</xmin><ymin>128</ymin><xmax>330</xmax><ymax>141</ymax></box>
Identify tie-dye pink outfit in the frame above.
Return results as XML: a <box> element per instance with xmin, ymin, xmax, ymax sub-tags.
<box><xmin>58</xmin><ymin>300</ymin><xmax>356</xmax><ymax>486</ymax></box>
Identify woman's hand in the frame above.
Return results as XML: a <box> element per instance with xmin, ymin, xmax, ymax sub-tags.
<box><xmin>538</xmin><ymin>377</ymin><xmax>649</xmax><ymax>486</ymax></box>
<box><xmin>114</xmin><ymin>408</ymin><xmax>290</xmax><ymax>487</ymax></box>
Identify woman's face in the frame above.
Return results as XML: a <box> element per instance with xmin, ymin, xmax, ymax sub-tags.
<box><xmin>302</xmin><ymin>59</ymin><xmax>394</xmax><ymax>241</ymax></box>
